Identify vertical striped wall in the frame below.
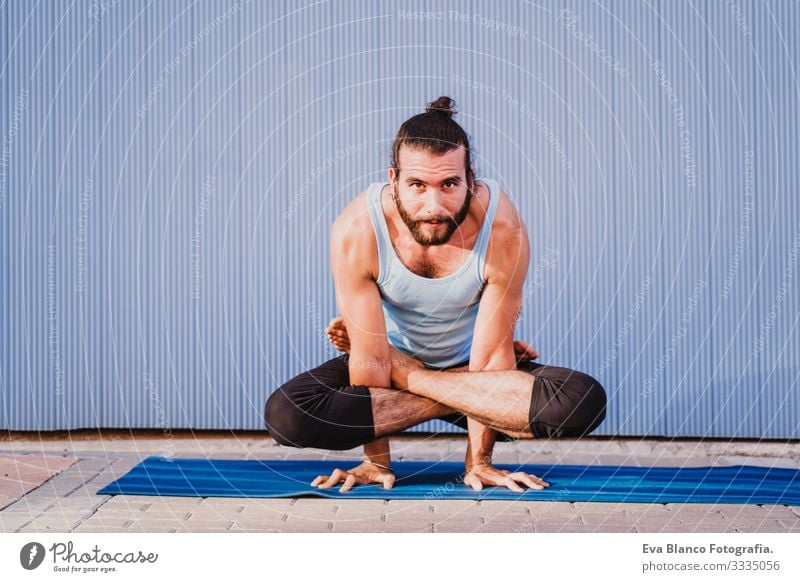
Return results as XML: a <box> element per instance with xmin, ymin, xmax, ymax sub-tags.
<box><xmin>1</xmin><ymin>1</ymin><xmax>798</xmax><ymax>438</ymax></box>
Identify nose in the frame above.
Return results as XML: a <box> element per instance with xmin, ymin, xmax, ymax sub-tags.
<box><xmin>420</xmin><ymin>188</ymin><xmax>446</xmax><ymax>217</ymax></box>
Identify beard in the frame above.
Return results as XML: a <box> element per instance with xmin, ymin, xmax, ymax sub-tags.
<box><xmin>391</xmin><ymin>181</ymin><xmax>474</xmax><ymax>246</ymax></box>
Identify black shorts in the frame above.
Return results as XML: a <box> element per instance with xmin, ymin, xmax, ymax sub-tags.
<box><xmin>264</xmin><ymin>355</ymin><xmax>606</xmax><ymax>450</ymax></box>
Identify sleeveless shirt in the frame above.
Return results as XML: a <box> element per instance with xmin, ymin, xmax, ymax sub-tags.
<box><xmin>364</xmin><ymin>178</ymin><xmax>501</xmax><ymax>368</ymax></box>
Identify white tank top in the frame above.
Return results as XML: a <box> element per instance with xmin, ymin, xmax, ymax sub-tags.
<box><xmin>365</xmin><ymin>178</ymin><xmax>502</xmax><ymax>368</ymax></box>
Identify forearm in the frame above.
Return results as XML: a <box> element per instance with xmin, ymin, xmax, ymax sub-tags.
<box><xmin>347</xmin><ymin>356</ymin><xmax>391</xmax><ymax>390</ymax></box>
<box><xmin>463</xmin><ymin>349</ymin><xmax>514</xmax><ymax>471</ymax></box>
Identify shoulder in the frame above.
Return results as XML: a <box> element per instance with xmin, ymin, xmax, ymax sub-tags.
<box><xmin>483</xmin><ymin>183</ymin><xmax>530</xmax><ymax>284</ymax></box>
<box><xmin>330</xmin><ymin>185</ymin><xmax>381</xmax><ymax>280</ymax></box>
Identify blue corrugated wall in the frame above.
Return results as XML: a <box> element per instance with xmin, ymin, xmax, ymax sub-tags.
<box><xmin>1</xmin><ymin>1</ymin><xmax>798</xmax><ymax>437</ymax></box>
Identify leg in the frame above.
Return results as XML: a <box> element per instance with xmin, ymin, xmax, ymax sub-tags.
<box><xmin>392</xmin><ymin>349</ymin><xmax>607</xmax><ymax>438</ymax></box>
<box><xmin>518</xmin><ymin>360</ymin><xmax>607</xmax><ymax>439</ymax></box>
<box><xmin>323</xmin><ymin>317</ymin><xmax>528</xmax><ymax>439</ymax></box>
<box><xmin>264</xmin><ymin>355</ymin><xmax>459</xmax><ymax>450</ymax></box>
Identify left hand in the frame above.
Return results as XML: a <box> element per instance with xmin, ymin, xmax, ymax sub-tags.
<box><xmin>464</xmin><ymin>464</ymin><xmax>550</xmax><ymax>492</ymax></box>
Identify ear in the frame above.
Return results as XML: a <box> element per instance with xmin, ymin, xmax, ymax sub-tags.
<box><xmin>388</xmin><ymin>167</ymin><xmax>397</xmax><ymax>183</ymax></box>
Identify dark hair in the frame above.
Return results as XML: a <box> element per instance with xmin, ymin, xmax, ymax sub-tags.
<box><xmin>391</xmin><ymin>96</ymin><xmax>474</xmax><ymax>182</ymax></box>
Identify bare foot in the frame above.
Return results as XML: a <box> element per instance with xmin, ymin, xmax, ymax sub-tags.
<box><xmin>326</xmin><ymin>316</ymin><xmax>350</xmax><ymax>353</ymax></box>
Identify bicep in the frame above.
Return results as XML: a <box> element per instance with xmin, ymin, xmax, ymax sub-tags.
<box><xmin>469</xmin><ymin>224</ymin><xmax>530</xmax><ymax>371</ymax></box>
<box><xmin>469</xmin><ymin>280</ymin><xmax>523</xmax><ymax>371</ymax></box>
<box><xmin>331</xmin><ymin>225</ymin><xmax>391</xmax><ymax>387</ymax></box>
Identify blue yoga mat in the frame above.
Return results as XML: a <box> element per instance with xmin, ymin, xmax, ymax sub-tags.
<box><xmin>96</xmin><ymin>457</ymin><xmax>800</xmax><ymax>504</ymax></box>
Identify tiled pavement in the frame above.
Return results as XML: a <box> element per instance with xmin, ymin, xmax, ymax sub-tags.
<box><xmin>1</xmin><ymin>432</ymin><xmax>798</xmax><ymax>533</ymax></box>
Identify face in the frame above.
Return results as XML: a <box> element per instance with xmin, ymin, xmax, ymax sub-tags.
<box><xmin>389</xmin><ymin>145</ymin><xmax>474</xmax><ymax>246</ymax></box>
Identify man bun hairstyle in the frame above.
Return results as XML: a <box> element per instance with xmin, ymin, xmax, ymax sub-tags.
<box><xmin>425</xmin><ymin>95</ymin><xmax>457</xmax><ymax>118</ymax></box>
<box><xmin>391</xmin><ymin>96</ymin><xmax>474</xmax><ymax>183</ymax></box>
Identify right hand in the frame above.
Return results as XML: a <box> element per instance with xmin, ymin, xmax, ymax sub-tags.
<box><xmin>513</xmin><ymin>340</ymin><xmax>540</xmax><ymax>361</ymax></box>
<box><xmin>310</xmin><ymin>462</ymin><xmax>395</xmax><ymax>493</ymax></box>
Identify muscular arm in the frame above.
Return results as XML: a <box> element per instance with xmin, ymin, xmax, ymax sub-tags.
<box><xmin>465</xmin><ymin>197</ymin><xmax>530</xmax><ymax>471</ymax></box>
<box><xmin>330</xmin><ymin>210</ymin><xmax>393</xmax><ymax>465</ymax></box>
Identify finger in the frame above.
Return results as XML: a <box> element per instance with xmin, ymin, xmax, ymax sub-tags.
<box><xmin>522</xmin><ymin>343</ymin><xmax>539</xmax><ymax>357</ymax></box>
<box><xmin>524</xmin><ymin>472</ymin><xmax>549</xmax><ymax>487</ymax></box>
<box><xmin>310</xmin><ymin>475</ymin><xmax>327</xmax><ymax>487</ymax></box>
<box><xmin>524</xmin><ymin>472</ymin><xmax>550</xmax><ymax>487</ymax></box>
<box><xmin>381</xmin><ymin>473</ymin><xmax>395</xmax><ymax>490</ymax></box>
<box><xmin>339</xmin><ymin>473</ymin><xmax>357</xmax><ymax>493</ymax></box>
<box><xmin>318</xmin><ymin>469</ymin><xmax>346</xmax><ymax>488</ymax></box>
<box><xmin>503</xmin><ymin>476</ymin><xmax>525</xmax><ymax>493</ymax></box>
<box><xmin>466</xmin><ymin>474</ymin><xmax>483</xmax><ymax>492</ymax></box>
<box><xmin>510</xmin><ymin>472</ymin><xmax>545</xmax><ymax>489</ymax></box>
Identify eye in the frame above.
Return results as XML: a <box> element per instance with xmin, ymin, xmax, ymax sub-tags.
<box><xmin>412</xmin><ymin>182</ymin><xmax>424</xmax><ymax>189</ymax></box>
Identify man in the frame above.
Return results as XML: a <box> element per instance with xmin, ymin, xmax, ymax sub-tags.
<box><xmin>265</xmin><ymin>96</ymin><xmax>607</xmax><ymax>493</ymax></box>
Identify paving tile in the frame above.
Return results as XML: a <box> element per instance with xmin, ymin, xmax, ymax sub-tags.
<box><xmin>437</xmin><ymin>521</ymin><xmax>522</xmax><ymax>533</ymax></box>
<box><xmin>75</xmin><ymin>516</ymin><xmax>235</xmax><ymax>533</ymax></box>
<box><xmin>0</xmin><ymin>516</ymin><xmax>37</xmax><ymax>532</ymax></box>
<box><xmin>759</xmin><ymin>505</ymin><xmax>800</xmax><ymax>520</ymax></box>
<box><xmin>282</xmin><ymin>499</ymin><xmax>342</xmax><ymax>519</ymax></box>
<box><xmin>575</xmin><ymin>525</ymin><xmax>638</xmax><ymax>533</ymax></box>
<box><xmin>231</xmin><ymin>499</ymin><xmax>299</xmax><ymax>518</ymax></box>
<box><xmin>16</xmin><ymin>519</ymin><xmax>85</xmax><ymax>533</ymax></box>
<box><xmin>134</xmin><ymin>519</ymin><xmax>235</xmax><ymax>532</ymax></box>
<box><xmin>331</xmin><ymin>520</ymin><xmax>432</xmax><ymax>533</ymax></box>
<box><xmin>227</xmin><ymin>525</ymin><xmax>284</xmax><ymax>533</ymax></box>
<box><xmin>261</xmin><ymin>518</ymin><xmax>336</xmax><ymax>533</ymax></box>
<box><xmin>518</xmin><ymin>501</ymin><xmax>578</xmax><ymax>520</ymax></box>
<box><xmin>69</xmin><ymin>525</ymin><xmax>132</xmax><ymax>533</ymax></box>
<box><xmin>99</xmin><ymin>496</ymin><xmax>204</xmax><ymax>513</ymax></box>
<box><xmin>531</xmin><ymin>524</ymin><xmax>594</xmax><ymax>533</ymax></box>
<box><xmin>197</xmin><ymin>498</ymin><xmax>260</xmax><ymax>510</ymax></box>
<box><xmin>382</xmin><ymin>505</ymin><xmax>442</xmax><ymax>522</ymax></box>
<box><xmin>716</xmin><ymin>505</ymin><xmax>777</xmax><ymax>522</ymax></box>
<box><xmin>777</xmin><ymin>519</ymin><xmax>800</xmax><ymax>531</ymax></box>
<box><xmin>428</xmin><ymin>500</ymin><xmax>481</xmax><ymax>516</ymax></box>
<box><xmin>430</xmin><ymin>513</ymin><xmax>484</xmax><ymax>529</ymax></box>
<box><xmin>229</xmin><ymin>517</ymin><xmax>326</xmax><ymax>532</ymax></box>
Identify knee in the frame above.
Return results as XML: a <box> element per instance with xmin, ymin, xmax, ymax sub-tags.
<box><xmin>565</xmin><ymin>372</ymin><xmax>607</xmax><ymax>436</ymax></box>
<box><xmin>264</xmin><ymin>386</ymin><xmax>311</xmax><ymax>448</ymax></box>
<box><xmin>530</xmin><ymin>369</ymin><xmax>607</xmax><ymax>439</ymax></box>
